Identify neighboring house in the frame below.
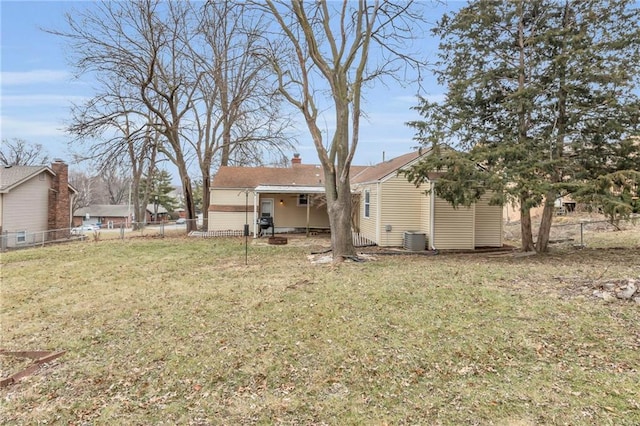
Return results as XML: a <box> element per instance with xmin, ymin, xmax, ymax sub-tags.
<box><xmin>208</xmin><ymin>151</ymin><xmax>503</xmax><ymax>250</ymax></box>
<box><xmin>143</xmin><ymin>203</ymin><xmax>169</xmax><ymax>223</ymax></box>
<box><xmin>0</xmin><ymin>160</ymin><xmax>76</xmax><ymax>248</ymax></box>
<box><xmin>73</xmin><ymin>204</ymin><xmax>168</xmax><ymax>227</ymax></box>
<box><xmin>73</xmin><ymin>204</ymin><xmax>131</xmax><ymax>228</ymax></box>
<box><xmin>503</xmin><ymin>194</ymin><xmax>577</xmax><ymax>223</ymax></box>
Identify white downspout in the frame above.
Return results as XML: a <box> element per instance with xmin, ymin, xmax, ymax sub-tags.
<box><xmin>253</xmin><ymin>191</ymin><xmax>258</xmax><ymax>238</ymax></box>
<box><xmin>430</xmin><ymin>181</ymin><xmax>437</xmax><ymax>250</ymax></box>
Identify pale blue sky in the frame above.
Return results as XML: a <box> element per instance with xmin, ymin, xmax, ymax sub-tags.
<box><xmin>1</xmin><ymin>1</ymin><xmax>457</xmax><ymax>172</ymax></box>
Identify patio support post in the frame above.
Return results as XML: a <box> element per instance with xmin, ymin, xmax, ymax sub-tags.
<box><xmin>306</xmin><ymin>194</ymin><xmax>310</xmax><ymax>238</ymax></box>
<box><xmin>253</xmin><ymin>191</ymin><xmax>258</xmax><ymax>238</ymax></box>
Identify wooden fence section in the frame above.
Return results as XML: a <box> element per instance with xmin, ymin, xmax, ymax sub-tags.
<box><xmin>352</xmin><ymin>232</ymin><xmax>376</xmax><ymax>247</ymax></box>
<box><xmin>189</xmin><ymin>230</ymin><xmax>245</xmax><ymax>238</ymax></box>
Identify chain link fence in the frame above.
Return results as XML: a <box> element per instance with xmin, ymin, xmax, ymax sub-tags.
<box><xmin>0</xmin><ymin>219</ymin><xmax>200</xmax><ymax>252</ymax></box>
<box><xmin>5</xmin><ymin>216</ymin><xmax>634</xmax><ymax>252</ymax></box>
<box><xmin>504</xmin><ymin>215</ymin><xmax>639</xmax><ymax>249</ymax></box>
<box><xmin>0</xmin><ymin>228</ymin><xmax>84</xmax><ymax>251</ymax></box>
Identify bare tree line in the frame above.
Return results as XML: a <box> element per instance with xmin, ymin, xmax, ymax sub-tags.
<box><xmin>50</xmin><ymin>0</ymin><xmax>295</xmax><ymax>231</ymax></box>
<box><xmin>49</xmin><ymin>0</ymin><xmax>425</xmax><ymax>258</ymax></box>
<box><xmin>69</xmin><ymin>163</ymin><xmax>131</xmax><ymax>215</ymax></box>
<box><xmin>0</xmin><ymin>139</ymin><xmax>50</xmax><ymax>166</ymax></box>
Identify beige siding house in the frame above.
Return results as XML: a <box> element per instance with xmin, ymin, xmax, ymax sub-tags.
<box><xmin>351</xmin><ymin>150</ymin><xmax>503</xmax><ymax>250</ymax></box>
<box><xmin>209</xmin><ymin>151</ymin><xmax>503</xmax><ymax>249</ymax></box>
<box><xmin>208</xmin><ymin>155</ymin><xmax>344</xmax><ymax>236</ymax></box>
<box><xmin>475</xmin><ymin>194</ymin><xmax>503</xmax><ymax>247</ymax></box>
<box><xmin>0</xmin><ymin>160</ymin><xmax>76</xmax><ymax>248</ymax></box>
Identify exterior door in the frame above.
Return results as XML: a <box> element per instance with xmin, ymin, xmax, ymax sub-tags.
<box><xmin>259</xmin><ymin>198</ymin><xmax>274</xmax><ymax>235</ymax></box>
<box><xmin>260</xmin><ymin>198</ymin><xmax>274</xmax><ymax>218</ymax></box>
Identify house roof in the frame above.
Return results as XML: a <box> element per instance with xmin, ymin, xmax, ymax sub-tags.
<box><xmin>0</xmin><ymin>164</ymin><xmax>78</xmax><ymax>194</ymax></box>
<box><xmin>146</xmin><ymin>203</ymin><xmax>169</xmax><ymax>214</ymax></box>
<box><xmin>75</xmin><ymin>205</ymin><xmax>131</xmax><ymax>217</ymax></box>
<box><xmin>212</xmin><ymin>164</ymin><xmax>326</xmax><ymax>189</ymax></box>
<box><xmin>212</xmin><ymin>152</ymin><xmax>429</xmax><ymax>191</ymax></box>
<box><xmin>0</xmin><ymin>165</ymin><xmax>52</xmax><ymax>193</ymax></box>
<box><xmin>74</xmin><ymin>204</ymin><xmax>168</xmax><ymax>217</ymax></box>
<box><xmin>351</xmin><ymin>149</ymin><xmax>430</xmax><ymax>184</ymax></box>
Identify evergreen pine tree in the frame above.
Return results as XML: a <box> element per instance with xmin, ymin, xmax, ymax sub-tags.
<box><xmin>139</xmin><ymin>169</ymin><xmax>179</xmax><ymax>214</ymax></box>
<box><xmin>406</xmin><ymin>0</ymin><xmax>640</xmax><ymax>252</ymax></box>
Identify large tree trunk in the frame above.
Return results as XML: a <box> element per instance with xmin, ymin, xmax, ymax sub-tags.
<box><xmin>324</xmin><ymin>167</ymin><xmax>355</xmax><ymax>261</ymax></box>
<box><xmin>536</xmin><ymin>190</ymin><xmax>556</xmax><ymax>253</ymax></box>
<box><xmin>167</xmin><ymin>126</ymin><xmax>197</xmax><ymax>232</ymax></box>
<box><xmin>202</xmin><ymin>171</ymin><xmax>211</xmax><ymax>231</ymax></box>
<box><xmin>520</xmin><ymin>194</ymin><xmax>535</xmax><ymax>252</ymax></box>
<box><xmin>131</xmin><ymin>179</ymin><xmax>143</xmax><ymax>230</ymax></box>
<box><xmin>176</xmin><ymin>161</ymin><xmax>197</xmax><ymax>232</ymax></box>
<box><xmin>534</xmin><ymin>4</ymin><xmax>568</xmax><ymax>254</ymax></box>
<box><xmin>516</xmin><ymin>1</ymin><xmax>535</xmax><ymax>254</ymax></box>
<box><xmin>181</xmin><ymin>176</ymin><xmax>196</xmax><ymax>232</ymax></box>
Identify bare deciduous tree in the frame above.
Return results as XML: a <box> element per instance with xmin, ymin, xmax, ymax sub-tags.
<box><xmin>189</xmin><ymin>0</ymin><xmax>295</xmax><ymax>229</ymax></box>
<box><xmin>65</xmin><ymin>76</ymin><xmax>158</xmax><ymax>229</ymax></box>
<box><xmin>68</xmin><ymin>170</ymin><xmax>95</xmax><ymax>214</ymax></box>
<box><xmin>53</xmin><ymin>0</ymin><xmax>295</xmax><ymax>231</ymax></box>
<box><xmin>1</xmin><ymin>138</ymin><xmax>50</xmax><ymax>166</ymax></box>
<box><xmin>258</xmin><ymin>0</ymin><xmax>425</xmax><ymax>261</ymax></box>
<box><xmin>50</xmin><ymin>1</ymin><xmax>200</xmax><ymax>229</ymax></box>
<box><xmin>99</xmin><ymin>162</ymin><xmax>131</xmax><ymax>205</ymax></box>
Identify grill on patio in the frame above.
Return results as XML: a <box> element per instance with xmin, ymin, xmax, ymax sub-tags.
<box><xmin>258</xmin><ymin>216</ymin><xmax>274</xmax><ymax>237</ymax></box>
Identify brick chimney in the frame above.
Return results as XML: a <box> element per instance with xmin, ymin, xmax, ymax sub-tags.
<box><xmin>48</xmin><ymin>159</ymin><xmax>71</xmax><ymax>237</ymax></box>
<box><xmin>291</xmin><ymin>153</ymin><xmax>302</xmax><ymax>167</ymax></box>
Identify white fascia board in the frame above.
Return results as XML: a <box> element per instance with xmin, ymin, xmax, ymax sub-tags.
<box><xmin>254</xmin><ymin>185</ymin><xmax>326</xmax><ymax>194</ymax></box>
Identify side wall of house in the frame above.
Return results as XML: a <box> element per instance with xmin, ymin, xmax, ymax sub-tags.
<box><xmin>474</xmin><ymin>194</ymin><xmax>503</xmax><ymax>247</ymax></box>
<box><xmin>433</xmin><ymin>197</ymin><xmax>475</xmax><ymax>249</ymax></box>
<box><xmin>378</xmin><ymin>175</ymin><xmax>425</xmax><ymax>247</ymax></box>
<box><xmin>3</xmin><ymin>173</ymin><xmax>50</xmax><ymax>233</ymax></box>
<box><xmin>357</xmin><ymin>182</ymin><xmax>379</xmax><ymax>244</ymax></box>
<box><xmin>208</xmin><ymin>189</ymin><xmax>253</xmax><ymax>231</ymax></box>
<box><xmin>270</xmin><ymin>193</ymin><xmax>330</xmax><ymax>229</ymax></box>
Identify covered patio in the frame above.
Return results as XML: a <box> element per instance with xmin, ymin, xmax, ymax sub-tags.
<box><xmin>252</xmin><ymin>185</ymin><xmax>329</xmax><ymax>238</ymax></box>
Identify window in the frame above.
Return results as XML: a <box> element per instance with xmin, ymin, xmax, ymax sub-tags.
<box><xmin>298</xmin><ymin>194</ymin><xmax>308</xmax><ymax>206</ymax></box>
<box><xmin>364</xmin><ymin>190</ymin><xmax>370</xmax><ymax>218</ymax></box>
<box><xmin>16</xmin><ymin>231</ymin><xmax>27</xmax><ymax>244</ymax></box>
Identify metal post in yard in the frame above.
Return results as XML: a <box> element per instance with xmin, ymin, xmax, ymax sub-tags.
<box><xmin>154</xmin><ymin>195</ymin><xmax>159</xmax><ymax>223</ymax></box>
<box><xmin>580</xmin><ymin>221</ymin><xmax>585</xmax><ymax>248</ymax></box>
<box><xmin>245</xmin><ymin>189</ymin><xmax>249</xmax><ymax>265</ymax></box>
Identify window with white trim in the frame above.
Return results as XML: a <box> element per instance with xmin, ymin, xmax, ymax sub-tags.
<box><xmin>16</xmin><ymin>231</ymin><xmax>27</xmax><ymax>244</ymax></box>
<box><xmin>298</xmin><ymin>194</ymin><xmax>308</xmax><ymax>206</ymax></box>
<box><xmin>364</xmin><ymin>190</ymin><xmax>370</xmax><ymax>218</ymax></box>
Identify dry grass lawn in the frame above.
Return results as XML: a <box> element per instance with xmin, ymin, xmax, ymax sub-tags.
<box><xmin>1</xmin><ymin>227</ymin><xmax>639</xmax><ymax>425</ymax></box>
